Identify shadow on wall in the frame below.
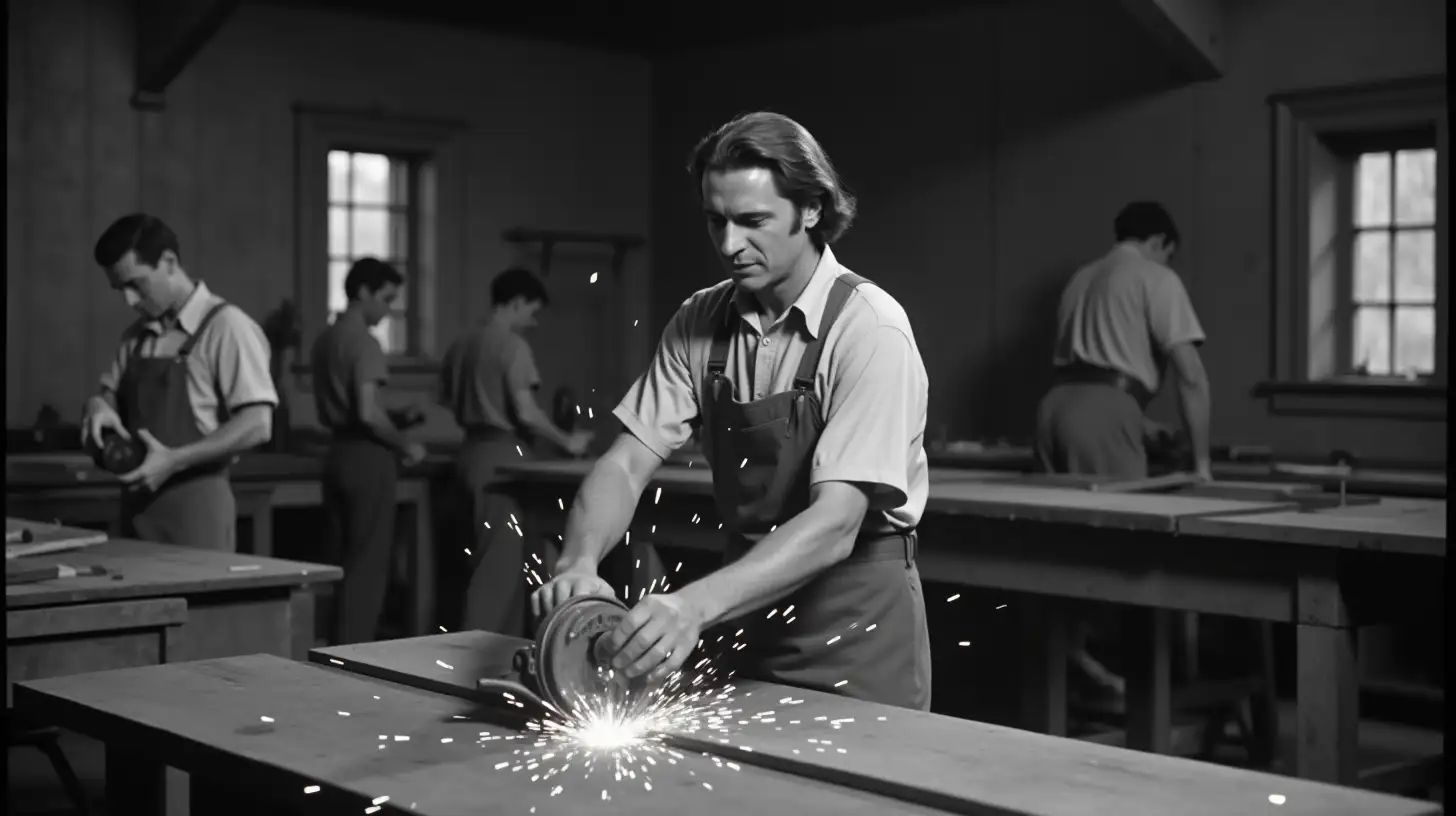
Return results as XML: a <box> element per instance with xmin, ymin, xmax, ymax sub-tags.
<box><xmin>972</xmin><ymin>263</ymin><xmax>1075</xmax><ymax>442</ymax></box>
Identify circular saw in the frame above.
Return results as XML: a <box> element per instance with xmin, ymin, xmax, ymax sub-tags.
<box><xmin>477</xmin><ymin>594</ymin><xmax>653</xmax><ymax>720</ymax></box>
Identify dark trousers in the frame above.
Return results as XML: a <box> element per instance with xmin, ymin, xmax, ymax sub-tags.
<box><xmin>453</xmin><ymin>433</ymin><xmax>527</xmax><ymax>638</ymax></box>
<box><xmin>321</xmin><ymin>438</ymin><xmax>398</xmax><ymax>645</ymax></box>
<box><xmin>1033</xmin><ymin>382</ymin><xmax>1147</xmax><ymax>479</ymax></box>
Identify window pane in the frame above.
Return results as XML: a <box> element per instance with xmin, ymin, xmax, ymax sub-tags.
<box><xmin>390</xmin><ymin>265</ymin><xmax>408</xmax><ymax>310</ymax></box>
<box><xmin>1394</xmin><ymin>148</ymin><xmax>1437</xmax><ymax>225</ymax></box>
<box><xmin>1354</xmin><ymin>152</ymin><xmax>1391</xmax><ymax>227</ymax></box>
<box><xmin>1353</xmin><ymin>231</ymin><xmax>1390</xmax><ymax>302</ymax></box>
<box><xmin>1352</xmin><ymin>306</ymin><xmax>1390</xmax><ymax>375</ymax></box>
<box><xmin>351</xmin><ymin>207</ymin><xmax>390</xmax><ymax>258</ymax></box>
<box><xmin>328</xmin><ymin>151</ymin><xmax>351</xmax><ymax>203</ymax></box>
<box><xmin>1393</xmin><ymin>229</ymin><xmax>1435</xmax><ymax>302</ymax></box>
<box><xmin>328</xmin><ymin>260</ymin><xmax>349</xmax><ymax>314</ymax></box>
<box><xmin>351</xmin><ymin>153</ymin><xmax>391</xmax><ymax>205</ymax></box>
<box><xmin>329</xmin><ymin>206</ymin><xmax>350</xmax><ymax>257</ymax></box>
<box><xmin>1393</xmin><ymin>306</ymin><xmax>1435</xmax><ymax>375</ymax></box>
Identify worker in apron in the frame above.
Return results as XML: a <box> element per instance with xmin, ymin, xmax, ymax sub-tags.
<box><xmin>311</xmin><ymin>258</ymin><xmax>427</xmax><ymax>645</ymax></box>
<box><xmin>438</xmin><ymin>267</ymin><xmax>593</xmax><ymax>637</ymax></box>
<box><xmin>1032</xmin><ymin>200</ymin><xmax>1212</xmax><ymax>701</ymax></box>
<box><xmin>533</xmin><ymin>111</ymin><xmax>932</xmax><ymax>710</ymax></box>
<box><xmin>82</xmin><ymin>213</ymin><xmax>278</xmax><ymax>551</ymax></box>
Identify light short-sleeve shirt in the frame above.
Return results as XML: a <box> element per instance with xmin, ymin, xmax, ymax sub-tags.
<box><xmin>614</xmin><ymin>247</ymin><xmax>930</xmax><ymax>532</ymax></box>
<box><xmin>309</xmin><ymin>308</ymin><xmax>389</xmax><ymax>430</ymax></box>
<box><xmin>98</xmin><ymin>281</ymin><xmax>278</xmax><ymax>435</ymax></box>
<box><xmin>439</xmin><ymin>321</ymin><xmax>541</xmax><ymax>433</ymax></box>
<box><xmin>1052</xmin><ymin>243</ymin><xmax>1206</xmax><ymax>394</ymax></box>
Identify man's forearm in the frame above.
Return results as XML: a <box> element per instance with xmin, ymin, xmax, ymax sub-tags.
<box><xmin>1176</xmin><ymin>379</ymin><xmax>1212</xmax><ymax>470</ymax></box>
<box><xmin>362</xmin><ymin>410</ymin><xmax>411</xmax><ymax>454</ymax></box>
<box><xmin>86</xmin><ymin>392</ymin><xmax>118</xmax><ymax>416</ymax></box>
<box><xmin>173</xmin><ymin>408</ymin><xmax>272</xmax><ymax>470</ymax></box>
<box><xmin>675</xmin><ymin>504</ymin><xmax>858</xmax><ymax>628</ymax></box>
<box><xmin>556</xmin><ymin>457</ymin><xmax>647</xmax><ymax>573</ymax></box>
<box><xmin>522</xmin><ymin>409</ymin><xmax>573</xmax><ymax>451</ymax></box>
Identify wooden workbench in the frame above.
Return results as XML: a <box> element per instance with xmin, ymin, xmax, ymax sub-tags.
<box><xmin>5</xmin><ymin>450</ymin><xmax>441</xmax><ymax>634</ymax></box>
<box><xmin>494</xmin><ymin>459</ymin><xmax>1446</xmax><ymax>789</ymax></box>
<box><xmin>12</xmin><ymin>633</ymin><xmax>1438</xmax><ymax>815</ymax></box>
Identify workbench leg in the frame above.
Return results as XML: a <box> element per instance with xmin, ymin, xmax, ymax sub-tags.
<box><xmin>288</xmin><ymin>587</ymin><xmax>318</xmax><ymax>659</ymax></box>
<box><xmin>409</xmin><ymin>491</ymin><xmax>436</xmax><ymax>637</ymax></box>
<box><xmin>1295</xmin><ymin>623</ymin><xmax>1359</xmax><ymax>783</ymax></box>
<box><xmin>1124</xmin><ymin>607</ymin><xmax>1173</xmax><ymax>754</ymax></box>
<box><xmin>1019</xmin><ymin>598</ymin><xmax>1068</xmax><ymax>736</ymax></box>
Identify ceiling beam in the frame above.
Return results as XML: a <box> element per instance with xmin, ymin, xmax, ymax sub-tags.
<box><xmin>1116</xmin><ymin>0</ymin><xmax>1224</xmax><ymax>82</ymax></box>
<box><xmin>132</xmin><ymin>0</ymin><xmax>242</xmax><ymax>110</ymax></box>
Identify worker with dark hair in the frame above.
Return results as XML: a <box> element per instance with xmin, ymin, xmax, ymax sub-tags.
<box><xmin>532</xmin><ymin>111</ymin><xmax>933</xmax><ymax>710</ymax></box>
<box><xmin>439</xmin><ymin>266</ymin><xmax>593</xmax><ymax>637</ymax></box>
<box><xmin>1034</xmin><ymin>200</ymin><xmax>1212</xmax><ymax>700</ymax></box>
<box><xmin>311</xmin><ymin>256</ymin><xmax>428</xmax><ymax>644</ymax></box>
<box><xmin>82</xmin><ymin>213</ymin><xmax>277</xmax><ymax>550</ymax></box>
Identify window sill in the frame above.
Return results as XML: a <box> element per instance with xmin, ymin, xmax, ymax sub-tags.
<box><xmin>1254</xmin><ymin>379</ymin><xmax>1446</xmax><ymax>419</ymax></box>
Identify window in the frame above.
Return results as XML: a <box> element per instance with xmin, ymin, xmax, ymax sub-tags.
<box><xmin>293</xmin><ymin>107</ymin><xmax>465</xmax><ymax>387</ymax></box>
<box><xmin>327</xmin><ymin>150</ymin><xmax>420</xmax><ymax>354</ymax></box>
<box><xmin>1265</xmin><ymin>76</ymin><xmax>1446</xmax><ymax>418</ymax></box>
<box><xmin>1348</xmin><ymin>146</ymin><xmax>1438</xmax><ymax>378</ymax></box>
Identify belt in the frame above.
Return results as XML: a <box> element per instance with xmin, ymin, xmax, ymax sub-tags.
<box><xmin>1054</xmin><ymin>362</ymin><xmax>1153</xmax><ymax>409</ymax></box>
<box><xmin>844</xmin><ymin>529</ymin><xmax>917</xmax><ymax>566</ymax></box>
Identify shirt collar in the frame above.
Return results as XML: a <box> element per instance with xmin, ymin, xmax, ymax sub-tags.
<box><xmin>726</xmin><ymin>246</ymin><xmax>844</xmax><ymax>340</ymax></box>
<box><xmin>142</xmin><ymin>281</ymin><xmax>213</xmax><ymax>336</ymax></box>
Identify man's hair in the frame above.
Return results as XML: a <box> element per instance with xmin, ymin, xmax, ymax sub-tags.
<box><xmin>491</xmin><ymin>267</ymin><xmax>550</xmax><ymax>307</ymax></box>
<box><xmin>344</xmin><ymin>257</ymin><xmax>403</xmax><ymax>300</ymax></box>
<box><xmin>687</xmin><ymin>111</ymin><xmax>857</xmax><ymax>248</ymax></box>
<box><xmin>1113</xmin><ymin>201</ymin><xmax>1181</xmax><ymax>247</ymax></box>
<box><xmin>94</xmin><ymin>213</ymin><xmax>181</xmax><ymax>268</ymax></box>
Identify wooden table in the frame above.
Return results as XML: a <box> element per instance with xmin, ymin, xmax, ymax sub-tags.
<box><xmin>6</xmin><ymin>537</ymin><xmax>341</xmax><ymax>815</ymax></box>
<box><xmin>5</xmin><ymin>451</ymin><xmax>440</xmax><ymax>634</ymax></box>
<box><xmin>495</xmin><ymin>460</ymin><xmax>1446</xmax><ymax>789</ymax></box>
<box><xmin>12</xmin><ymin>633</ymin><xmax>1440</xmax><ymax>816</ymax></box>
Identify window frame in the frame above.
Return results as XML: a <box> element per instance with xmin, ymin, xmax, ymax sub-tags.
<box><xmin>1263</xmin><ymin>75</ymin><xmax>1447</xmax><ymax>419</ymax></box>
<box><xmin>327</xmin><ymin>149</ymin><xmax>425</xmax><ymax>355</ymax></box>
<box><xmin>293</xmin><ymin>105</ymin><xmax>465</xmax><ymax>388</ymax></box>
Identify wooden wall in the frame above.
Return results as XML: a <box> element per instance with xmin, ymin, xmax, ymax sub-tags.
<box><xmin>650</xmin><ymin>0</ymin><xmax>1448</xmax><ymax>465</ymax></box>
<box><xmin>6</xmin><ymin>0</ymin><xmax>653</xmax><ymax>437</ymax></box>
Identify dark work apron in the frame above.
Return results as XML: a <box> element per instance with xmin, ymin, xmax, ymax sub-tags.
<box><xmin>704</xmin><ymin>273</ymin><xmax>932</xmax><ymax>711</ymax></box>
<box><xmin>117</xmin><ymin>303</ymin><xmax>237</xmax><ymax>551</ymax></box>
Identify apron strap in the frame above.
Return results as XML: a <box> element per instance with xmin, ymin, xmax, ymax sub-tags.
<box><xmin>706</xmin><ymin>293</ymin><xmax>736</xmax><ymax>376</ymax></box>
<box><xmin>791</xmin><ymin>273</ymin><xmax>869</xmax><ymax>390</ymax></box>
<box><xmin>176</xmin><ymin>302</ymin><xmax>232</xmax><ymax>359</ymax></box>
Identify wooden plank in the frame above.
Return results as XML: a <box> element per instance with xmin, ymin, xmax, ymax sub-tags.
<box><xmin>5</xmin><ymin>539</ymin><xmax>340</xmax><ymax>609</ymax></box>
<box><xmin>1180</xmin><ymin>500</ymin><xmax>1446</xmax><ymax>557</ymax></box>
<box><xmin>497</xmin><ymin>461</ymin><xmax>1295</xmax><ymax>533</ymax></box>
<box><xmin>926</xmin><ymin>481</ymin><xmax>1292</xmax><ymax>533</ymax></box>
<box><xmin>5</xmin><ymin>516</ymin><xmax>109</xmax><ymax>558</ymax></box>
<box><xmin>310</xmin><ymin>632</ymin><xmax>1439</xmax><ymax>816</ymax></box>
<box><xmin>15</xmin><ymin>655</ymin><xmax>949</xmax><ymax>816</ymax></box>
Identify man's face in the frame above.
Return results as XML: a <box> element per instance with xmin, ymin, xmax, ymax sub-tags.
<box><xmin>105</xmin><ymin>250</ymin><xmax>174</xmax><ymax>317</ymax></box>
<box><xmin>359</xmin><ymin>282</ymin><xmax>399</xmax><ymax>326</ymax></box>
<box><xmin>509</xmin><ymin>298</ymin><xmax>543</xmax><ymax>332</ymax></box>
<box><xmin>701</xmin><ymin>167</ymin><xmax>819</xmax><ymax>294</ymax></box>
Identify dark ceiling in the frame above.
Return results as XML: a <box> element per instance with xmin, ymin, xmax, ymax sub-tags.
<box><xmin>261</xmin><ymin>0</ymin><xmax>1000</xmax><ymax>56</ymax></box>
